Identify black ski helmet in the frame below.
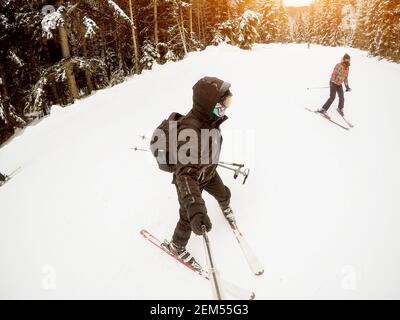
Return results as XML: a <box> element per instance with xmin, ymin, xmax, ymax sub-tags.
<box><xmin>343</xmin><ymin>53</ymin><xmax>351</xmax><ymax>66</ymax></box>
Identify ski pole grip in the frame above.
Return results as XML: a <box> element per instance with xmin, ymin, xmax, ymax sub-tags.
<box><xmin>233</xmin><ymin>163</ymin><xmax>244</xmax><ymax>168</ymax></box>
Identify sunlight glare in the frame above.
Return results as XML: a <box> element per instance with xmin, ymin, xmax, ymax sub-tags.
<box><xmin>284</xmin><ymin>0</ymin><xmax>312</xmax><ymax>7</ymax></box>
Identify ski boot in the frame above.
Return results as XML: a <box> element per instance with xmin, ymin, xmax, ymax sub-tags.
<box><xmin>0</xmin><ymin>175</ymin><xmax>7</xmax><ymax>186</ymax></box>
<box><xmin>220</xmin><ymin>205</ymin><xmax>237</xmax><ymax>229</ymax></box>
<box><xmin>337</xmin><ymin>108</ymin><xmax>344</xmax><ymax>117</ymax></box>
<box><xmin>317</xmin><ymin>109</ymin><xmax>328</xmax><ymax>117</ymax></box>
<box><xmin>162</xmin><ymin>240</ymin><xmax>202</xmax><ymax>271</ymax></box>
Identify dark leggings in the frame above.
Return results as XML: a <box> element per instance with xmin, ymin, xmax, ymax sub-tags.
<box><xmin>322</xmin><ymin>82</ymin><xmax>344</xmax><ymax>111</ymax></box>
<box><xmin>172</xmin><ymin>171</ymin><xmax>231</xmax><ymax>247</ymax></box>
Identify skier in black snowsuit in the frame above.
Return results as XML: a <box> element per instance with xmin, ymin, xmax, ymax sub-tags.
<box><xmin>163</xmin><ymin>76</ymin><xmax>235</xmax><ymax>269</ymax></box>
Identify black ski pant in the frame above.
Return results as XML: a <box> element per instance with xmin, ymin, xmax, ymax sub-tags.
<box><xmin>322</xmin><ymin>82</ymin><xmax>344</xmax><ymax>112</ymax></box>
<box><xmin>172</xmin><ymin>171</ymin><xmax>231</xmax><ymax>248</ymax></box>
<box><xmin>0</xmin><ymin>172</ymin><xmax>6</xmax><ymax>182</ymax></box>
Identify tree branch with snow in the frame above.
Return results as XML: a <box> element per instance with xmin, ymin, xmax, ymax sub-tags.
<box><xmin>41</xmin><ymin>6</ymin><xmax>65</xmax><ymax>39</ymax></box>
<box><xmin>105</xmin><ymin>0</ymin><xmax>133</xmax><ymax>25</ymax></box>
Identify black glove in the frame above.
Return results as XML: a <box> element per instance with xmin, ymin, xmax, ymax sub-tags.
<box><xmin>190</xmin><ymin>213</ymin><xmax>212</xmax><ymax>235</ymax></box>
<box><xmin>346</xmin><ymin>86</ymin><xmax>351</xmax><ymax>92</ymax></box>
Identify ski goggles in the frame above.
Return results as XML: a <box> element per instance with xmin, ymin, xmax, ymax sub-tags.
<box><xmin>221</xmin><ymin>94</ymin><xmax>232</xmax><ymax>108</ymax></box>
<box><xmin>213</xmin><ymin>90</ymin><xmax>233</xmax><ymax>118</ymax></box>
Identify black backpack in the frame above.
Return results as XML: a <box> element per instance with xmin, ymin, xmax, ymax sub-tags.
<box><xmin>150</xmin><ymin>112</ymin><xmax>203</xmax><ymax>172</ymax></box>
<box><xmin>150</xmin><ymin>112</ymin><xmax>184</xmax><ymax>173</ymax></box>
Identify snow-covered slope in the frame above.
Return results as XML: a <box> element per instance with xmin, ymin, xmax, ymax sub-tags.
<box><xmin>1</xmin><ymin>44</ymin><xmax>399</xmax><ymax>299</ymax></box>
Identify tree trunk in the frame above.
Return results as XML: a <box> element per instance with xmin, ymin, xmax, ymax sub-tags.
<box><xmin>196</xmin><ymin>0</ymin><xmax>201</xmax><ymax>42</ymax></box>
<box><xmin>179</xmin><ymin>6</ymin><xmax>187</xmax><ymax>54</ymax></box>
<box><xmin>201</xmin><ymin>0</ymin><xmax>206</xmax><ymax>42</ymax></box>
<box><xmin>43</xmin><ymin>38</ymin><xmax>61</xmax><ymax>105</ymax></box>
<box><xmin>128</xmin><ymin>0</ymin><xmax>140</xmax><ymax>73</ymax></box>
<box><xmin>113</xmin><ymin>19</ymin><xmax>124</xmax><ymax>72</ymax></box>
<box><xmin>154</xmin><ymin>0</ymin><xmax>159</xmax><ymax>44</ymax></box>
<box><xmin>100</xmin><ymin>23</ymin><xmax>111</xmax><ymax>82</ymax></box>
<box><xmin>177</xmin><ymin>15</ymin><xmax>187</xmax><ymax>55</ymax></box>
<box><xmin>78</xmin><ymin>13</ymin><xmax>94</xmax><ymax>94</ymax></box>
<box><xmin>57</xmin><ymin>0</ymin><xmax>79</xmax><ymax>100</ymax></box>
<box><xmin>227</xmin><ymin>1</ymin><xmax>234</xmax><ymax>45</ymax></box>
<box><xmin>189</xmin><ymin>0</ymin><xmax>193</xmax><ymax>40</ymax></box>
<box><xmin>0</xmin><ymin>65</ymin><xmax>8</xmax><ymax>100</ymax></box>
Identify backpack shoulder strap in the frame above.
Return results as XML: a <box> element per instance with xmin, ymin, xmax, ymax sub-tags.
<box><xmin>168</xmin><ymin>112</ymin><xmax>185</xmax><ymax>121</ymax></box>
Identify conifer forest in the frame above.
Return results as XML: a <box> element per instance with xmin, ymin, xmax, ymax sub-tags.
<box><xmin>0</xmin><ymin>0</ymin><xmax>399</xmax><ymax>144</ymax></box>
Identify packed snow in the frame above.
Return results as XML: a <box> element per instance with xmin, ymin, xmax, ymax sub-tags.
<box><xmin>0</xmin><ymin>43</ymin><xmax>400</xmax><ymax>299</ymax></box>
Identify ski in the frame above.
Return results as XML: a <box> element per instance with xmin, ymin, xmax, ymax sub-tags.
<box><xmin>337</xmin><ymin>111</ymin><xmax>354</xmax><ymax>128</ymax></box>
<box><xmin>226</xmin><ymin>220</ymin><xmax>264</xmax><ymax>276</ymax></box>
<box><xmin>0</xmin><ymin>167</ymin><xmax>21</xmax><ymax>187</ymax></box>
<box><xmin>140</xmin><ymin>229</ymin><xmax>255</xmax><ymax>300</ymax></box>
<box><xmin>8</xmin><ymin>167</ymin><xmax>22</xmax><ymax>179</ymax></box>
<box><xmin>305</xmin><ymin>108</ymin><xmax>350</xmax><ymax>130</ymax></box>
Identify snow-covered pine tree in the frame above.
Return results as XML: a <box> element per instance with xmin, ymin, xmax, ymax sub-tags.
<box><xmin>259</xmin><ymin>0</ymin><xmax>280</xmax><ymax>43</ymax></box>
<box><xmin>330</xmin><ymin>0</ymin><xmax>346</xmax><ymax>46</ymax></box>
<box><xmin>185</xmin><ymin>1</ymin><xmax>203</xmax><ymax>51</ymax></box>
<box><xmin>0</xmin><ymin>1</ymin><xmax>44</xmax><ymax>122</ymax></box>
<box><xmin>340</xmin><ymin>1</ymin><xmax>357</xmax><ymax>46</ymax></box>
<box><xmin>156</xmin><ymin>0</ymin><xmax>183</xmax><ymax>57</ymax></box>
<box><xmin>366</xmin><ymin>0</ymin><xmax>384</xmax><ymax>57</ymax></box>
<box><xmin>234</xmin><ymin>0</ymin><xmax>248</xmax><ymax>16</ymax></box>
<box><xmin>314</xmin><ymin>0</ymin><xmax>333</xmax><ymax>46</ymax></box>
<box><xmin>292</xmin><ymin>14</ymin><xmax>308</xmax><ymax>44</ymax></box>
<box><xmin>212</xmin><ymin>19</ymin><xmax>235</xmax><ymax>45</ymax></box>
<box><xmin>50</xmin><ymin>1</ymin><xmax>80</xmax><ymax>101</ymax></box>
<box><xmin>353</xmin><ymin>0</ymin><xmax>373</xmax><ymax>50</ymax></box>
<box><xmin>0</xmin><ymin>7</ymin><xmax>27</xmax><ymax>142</ymax></box>
<box><xmin>374</xmin><ymin>0</ymin><xmax>400</xmax><ymax>61</ymax></box>
<box><xmin>211</xmin><ymin>0</ymin><xmax>243</xmax><ymax>46</ymax></box>
<box><xmin>156</xmin><ymin>42</ymin><xmax>178</xmax><ymax>64</ymax></box>
<box><xmin>235</xmin><ymin>10</ymin><xmax>260</xmax><ymax>50</ymax></box>
<box><xmin>140</xmin><ymin>40</ymin><xmax>159</xmax><ymax>69</ymax></box>
<box><xmin>276</xmin><ymin>0</ymin><xmax>290</xmax><ymax>43</ymax></box>
<box><xmin>306</xmin><ymin>2</ymin><xmax>317</xmax><ymax>44</ymax></box>
<box><xmin>305</xmin><ymin>0</ymin><xmax>355</xmax><ymax>47</ymax></box>
<box><xmin>202</xmin><ymin>0</ymin><xmax>231</xmax><ymax>44</ymax></box>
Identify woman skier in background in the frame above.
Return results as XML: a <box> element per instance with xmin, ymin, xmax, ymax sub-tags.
<box><xmin>319</xmin><ymin>53</ymin><xmax>352</xmax><ymax>117</ymax></box>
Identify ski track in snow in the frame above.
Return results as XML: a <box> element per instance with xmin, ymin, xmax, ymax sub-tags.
<box><xmin>0</xmin><ymin>44</ymin><xmax>400</xmax><ymax>299</ymax></box>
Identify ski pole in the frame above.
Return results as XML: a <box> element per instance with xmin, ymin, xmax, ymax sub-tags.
<box><xmin>219</xmin><ymin>161</ymin><xmax>244</xmax><ymax>168</ymax></box>
<box><xmin>7</xmin><ymin>167</ymin><xmax>22</xmax><ymax>179</ymax></box>
<box><xmin>130</xmin><ymin>147</ymin><xmax>150</xmax><ymax>152</ymax></box>
<box><xmin>307</xmin><ymin>86</ymin><xmax>330</xmax><ymax>90</ymax></box>
<box><xmin>202</xmin><ymin>225</ymin><xmax>224</xmax><ymax>300</ymax></box>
